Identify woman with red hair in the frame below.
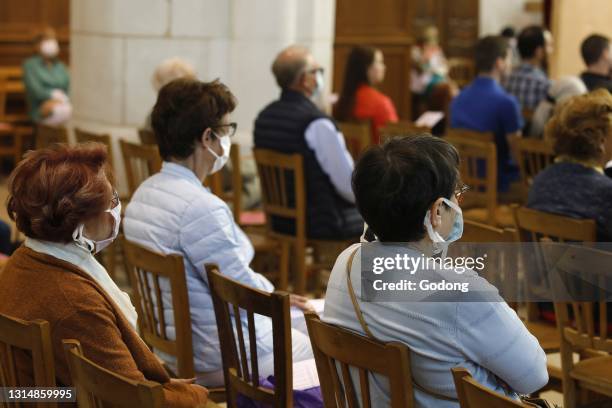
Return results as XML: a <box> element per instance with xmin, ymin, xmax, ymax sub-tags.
<box><xmin>0</xmin><ymin>143</ymin><xmax>208</xmax><ymax>407</ymax></box>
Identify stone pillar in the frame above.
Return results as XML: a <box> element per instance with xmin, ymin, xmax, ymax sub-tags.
<box><xmin>70</xmin><ymin>0</ymin><xmax>336</xmax><ymax>195</ymax></box>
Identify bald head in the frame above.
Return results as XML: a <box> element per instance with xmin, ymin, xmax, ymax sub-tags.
<box><xmin>272</xmin><ymin>45</ymin><xmax>312</xmax><ymax>90</ymax></box>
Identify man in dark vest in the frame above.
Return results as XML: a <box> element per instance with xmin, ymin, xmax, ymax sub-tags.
<box><xmin>254</xmin><ymin>45</ymin><xmax>362</xmax><ymax>240</ymax></box>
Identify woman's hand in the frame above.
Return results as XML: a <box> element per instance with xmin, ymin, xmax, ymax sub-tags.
<box><xmin>170</xmin><ymin>377</ymin><xmax>196</xmax><ymax>384</ymax></box>
<box><xmin>289</xmin><ymin>294</ymin><xmax>315</xmax><ymax>312</ymax></box>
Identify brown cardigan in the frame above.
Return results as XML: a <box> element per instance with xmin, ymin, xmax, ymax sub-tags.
<box><xmin>0</xmin><ymin>246</ymin><xmax>208</xmax><ymax>407</ymax></box>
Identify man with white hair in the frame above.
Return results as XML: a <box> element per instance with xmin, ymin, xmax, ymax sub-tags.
<box><xmin>254</xmin><ymin>46</ymin><xmax>362</xmax><ymax>241</ymax></box>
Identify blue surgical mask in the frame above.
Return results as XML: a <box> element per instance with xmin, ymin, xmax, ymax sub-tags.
<box><xmin>423</xmin><ymin>197</ymin><xmax>463</xmax><ymax>257</ymax></box>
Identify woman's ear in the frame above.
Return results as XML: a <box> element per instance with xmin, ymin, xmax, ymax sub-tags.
<box><xmin>200</xmin><ymin>128</ymin><xmax>213</xmax><ymax>148</ymax></box>
<box><xmin>429</xmin><ymin>197</ymin><xmax>445</xmax><ymax>228</ymax></box>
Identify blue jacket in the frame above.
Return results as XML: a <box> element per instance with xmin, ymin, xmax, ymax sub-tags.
<box><xmin>123</xmin><ymin>162</ymin><xmax>274</xmax><ymax>374</ymax></box>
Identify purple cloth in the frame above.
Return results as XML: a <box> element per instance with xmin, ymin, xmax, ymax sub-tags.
<box><xmin>236</xmin><ymin>375</ymin><xmax>323</xmax><ymax>407</ymax></box>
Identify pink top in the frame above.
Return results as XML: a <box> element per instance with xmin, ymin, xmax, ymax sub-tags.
<box><xmin>352</xmin><ymin>84</ymin><xmax>398</xmax><ymax>144</ymax></box>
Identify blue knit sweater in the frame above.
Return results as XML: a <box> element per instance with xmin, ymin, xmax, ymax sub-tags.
<box><xmin>527</xmin><ymin>162</ymin><xmax>612</xmax><ymax>241</ymax></box>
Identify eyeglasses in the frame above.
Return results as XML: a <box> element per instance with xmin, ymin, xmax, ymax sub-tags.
<box><xmin>213</xmin><ymin>122</ymin><xmax>238</xmax><ymax>138</ymax></box>
<box><xmin>305</xmin><ymin>67</ymin><xmax>324</xmax><ymax>76</ymax></box>
<box><xmin>110</xmin><ymin>190</ymin><xmax>120</xmax><ymax>209</ymax></box>
<box><xmin>454</xmin><ymin>184</ymin><xmax>470</xmax><ymax>204</ymax></box>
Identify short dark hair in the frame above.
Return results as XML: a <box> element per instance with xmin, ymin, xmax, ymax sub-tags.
<box><xmin>152</xmin><ymin>78</ymin><xmax>237</xmax><ymax>161</ymax></box>
<box><xmin>7</xmin><ymin>143</ymin><xmax>114</xmax><ymax>243</ymax></box>
<box><xmin>500</xmin><ymin>27</ymin><xmax>515</xmax><ymax>38</ymax></box>
<box><xmin>581</xmin><ymin>34</ymin><xmax>610</xmax><ymax>66</ymax></box>
<box><xmin>517</xmin><ymin>26</ymin><xmax>545</xmax><ymax>59</ymax></box>
<box><xmin>352</xmin><ymin>135</ymin><xmax>459</xmax><ymax>242</ymax></box>
<box><xmin>475</xmin><ymin>36</ymin><xmax>509</xmax><ymax>73</ymax></box>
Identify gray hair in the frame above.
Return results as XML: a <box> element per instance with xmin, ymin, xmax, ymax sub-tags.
<box><xmin>151</xmin><ymin>57</ymin><xmax>197</xmax><ymax>92</ymax></box>
<box><xmin>271</xmin><ymin>45</ymin><xmax>310</xmax><ymax>89</ymax></box>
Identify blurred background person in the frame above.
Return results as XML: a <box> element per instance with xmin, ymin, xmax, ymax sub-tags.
<box><xmin>504</xmin><ymin>26</ymin><xmax>552</xmax><ymax>111</ymax></box>
<box><xmin>500</xmin><ymin>26</ymin><xmax>521</xmax><ymax>68</ymax></box>
<box><xmin>144</xmin><ymin>57</ymin><xmax>197</xmax><ymax>131</ymax></box>
<box><xmin>580</xmin><ymin>34</ymin><xmax>612</xmax><ymax>93</ymax></box>
<box><xmin>528</xmin><ymin>76</ymin><xmax>587</xmax><ymax>138</ymax></box>
<box><xmin>22</xmin><ymin>27</ymin><xmax>71</xmax><ymax>125</ymax></box>
<box><xmin>529</xmin><ymin>89</ymin><xmax>612</xmax><ymax>241</ymax></box>
<box><xmin>334</xmin><ymin>46</ymin><xmax>398</xmax><ymax>144</ymax></box>
<box><xmin>410</xmin><ymin>25</ymin><xmax>455</xmax><ymax>122</ymax></box>
<box><xmin>255</xmin><ymin>45</ymin><xmax>363</xmax><ymax>241</ymax></box>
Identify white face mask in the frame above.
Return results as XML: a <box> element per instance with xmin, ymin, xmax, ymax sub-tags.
<box><xmin>207</xmin><ymin>132</ymin><xmax>231</xmax><ymax>174</ymax></box>
<box><xmin>40</xmin><ymin>39</ymin><xmax>59</xmax><ymax>58</ymax></box>
<box><xmin>313</xmin><ymin>69</ymin><xmax>325</xmax><ymax>97</ymax></box>
<box><xmin>73</xmin><ymin>200</ymin><xmax>122</xmax><ymax>254</ymax></box>
<box><xmin>423</xmin><ymin>197</ymin><xmax>463</xmax><ymax>258</ymax></box>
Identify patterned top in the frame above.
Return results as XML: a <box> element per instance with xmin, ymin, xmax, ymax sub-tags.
<box><xmin>503</xmin><ymin>63</ymin><xmax>551</xmax><ymax>111</ymax></box>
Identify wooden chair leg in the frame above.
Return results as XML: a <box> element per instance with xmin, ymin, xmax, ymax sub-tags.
<box><xmin>277</xmin><ymin>240</ymin><xmax>290</xmax><ymax>291</ymax></box>
<box><xmin>294</xmin><ymin>240</ymin><xmax>307</xmax><ymax>295</ymax></box>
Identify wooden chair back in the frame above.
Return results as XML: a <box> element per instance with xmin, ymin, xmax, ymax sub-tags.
<box><xmin>380</xmin><ymin>120</ymin><xmax>431</xmax><ymax>144</ymax></box>
<box><xmin>36</xmin><ymin>124</ymin><xmax>69</xmax><ymax>149</ymax></box>
<box><xmin>445</xmin><ymin>129</ymin><xmax>497</xmax><ymax>224</ymax></box>
<box><xmin>550</xmin><ymin>245</ymin><xmax>612</xmax><ymax>407</ymax></box>
<box><xmin>0</xmin><ymin>67</ymin><xmax>27</xmax><ymax>123</ymax></box>
<box><xmin>0</xmin><ymin>313</ymin><xmax>56</xmax><ymax>408</ymax></box>
<box><xmin>461</xmin><ymin>219</ymin><xmax>518</xmax><ymax>243</ymax></box>
<box><xmin>205</xmin><ymin>264</ymin><xmax>292</xmax><ymax>407</ymax></box>
<box><xmin>459</xmin><ymin>220</ymin><xmax>519</xmax><ymax>303</ymax></box>
<box><xmin>206</xmin><ymin>144</ymin><xmax>243</xmax><ymax>222</ymax></box>
<box><xmin>512</xmin><ymin>206</ymin><xmax>596</xmax><ymax>243</ymax></box>
<box><xmin>75</xmin><ymin>128</ymin><xmax>114</xmax><ymax>163</ymax></box>
<box><xmin>253</xmin><ymin>148</ymin><xmax>305</xmax><ymax>239</ymax></box>
<box><xmin>514</xmin><ymin>138</ymin><xmax>555</xmax><ymax>200</ymax></box>
<box><xmin>451</xmin><ymin>368</ymin><xmax>528</xmax><ymax>407</ymax></box>
<box><xmin>119</xmin><ymin>140</ymin><xmax>162</xmax><ymax>198</ymax></box>
<box><xmin>447</xmin><ymin>58</ymin><xmax>475</xmax><ymax>88</ymax></box>
<box><xmin>338</xmin><ymin>121</ymin><xmax>371</xmax><ymax>159</ymax></box>
<box><xmin>63</xmin><ymin>339</ymin><xmax>164</xmax><ymax>408</ymax></box>
<box><xmin>122</xmin><ymin>240</ymin><xmax>195</xmax><ymax>378</ymax></box>
<box><xmin>138</xmin><ymin>128</ymin><xmax>157</xmax><ymax>145</ymax></box>
<box><xmin>513</xmin><ymin>206</ymin><xmax>597</xmax><ymax>320</ymax></box>
<box><xmin>304</xmin><ymin>311</ymin><xmax>414</xmax><ymax>407</ymax></box>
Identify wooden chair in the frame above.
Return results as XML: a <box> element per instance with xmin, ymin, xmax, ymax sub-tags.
<box><xmin>460</xmin><ymin>220</ymin><xmax>561</xmax><ymax>354</ymax></box>
<box><xmin>552</xmin><ymin>247</ymin><xmax>612</xmax><ymax>408</ymax></box>
<box><xmin>304</xmin><ymin>311</ymin><xmax>415</xmax><ymax>407</ymax></box>
<box><xmin>0</xmin><ymin>66</ymin><xmax>28</xmax><ymax>124</ymax></box>
<box><xmin>513</xmin><ymin>206</ymin><xmax>597</xmax><ymax>244</ymax></box>
<box><xmin>75</xmin><ymin>128</ymin><xmax>114</xmax><ymax>163</ymax></box>
<box><xmin>452</xmin><ymin>367</ymin><xmax>531</xmax><ymax>407</ymax></box>
<box><xmin>0</xmin><ymin>313</ymin><xmax>56</xmax><ymax>408</ymax></box>
<box><xmin>35</xmin><ymin>123</ymin><xmax>69</xmax><ymax>149</ymax></box>
<box><xmin>138</xmin><ymin>128</ymin><xmax>157</xmax><ymax>145</ymax></box>
<box><xmin>514</xmin><ymin>138</ymin><xmax>555</xmax><ymax>201</ymax></box>
<box><xmin>447</xmin><ymin>58</ymin><xmax>475</xmax><ymax>88</ymax></box>
<box><xmin>513</xmin><ymin>206</ymin><xmax>598</xmax><ymax>387</ymax></box>
<box><xmin>253</xmin><ymin>148</ymin><xmax>354</xmax><ymax>294</ymax></box>
<box><xmin>205</xmin><ymin>264</ymin><xmax>292</xmax><ymax>407</ymax></box>
<box><xmin>62</xmin><ymin>339</ymin><xmax>164</xmax><ymax>408</ymax></box>
<box><xmin>380</xmin><ymin>120</ymin><xmax>431</xmax><ymax>144</ymax></box>
<box><xmin>337</xmin><ymin>121</ymin><xmax>371</xmax><ymax>159</ymax></box>
<box><xmin>120</xmin><ymin>140</ymin><xmax>162</xmax><ymax>198</ymax></box>
<box><xmin>205</xmin><ymin>145</ymin><xmax>288</xmax><ymax>289</ymax></box>
<box><xmin>445</xmin><ymin>129</ymin><xmax>513</xmax><ymax>226</ymax></box>
<box><xmin>122</xmin><ymin>239</ymin><xmax>195</xmax><ymax>379</ymax></box>
<box><xmin>0</xmin><ymin>124</ymin><xmax>31</xmax><ymax>166</ymax></box>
